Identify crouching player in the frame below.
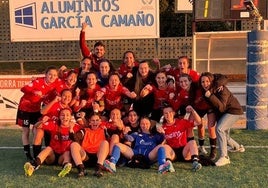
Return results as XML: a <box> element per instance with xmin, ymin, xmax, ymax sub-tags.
<box><xmin>23</xmin><ymin>108</ymin><xmax>81</xmax><ymax>177</ymax></box>
<box><xmin>103</xmin><ymin>116</ymin><xmax>175</xmax><ymax>174</ymax></box>
<box><xmin>157</xmin><ymin>105</ymin><xmax>203</xmax><ymax>172</ymax></box>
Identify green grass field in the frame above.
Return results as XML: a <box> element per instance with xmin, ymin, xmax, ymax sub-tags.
<box><xmin>0</xmin><ymin>128</ymin><xmax>268</xmax><ymax>188</ymax></box>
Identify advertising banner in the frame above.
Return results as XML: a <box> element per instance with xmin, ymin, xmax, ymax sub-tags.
<box><xmin>9</xmin><ymin>0</ymin><xmax>159</xmax><ymax>41</ymax></box>
<box><xmin>0</xmin><ymin>75</ymin><xmax>41</xmax><ymax>123</ymax></box>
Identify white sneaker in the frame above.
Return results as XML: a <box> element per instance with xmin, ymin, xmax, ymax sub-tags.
<box><xmin>167</xmin><ymin>160</ymin><xmax>175</xmax><ymax>172</ymax></box>
<box><xmin>215</xmin><ymin>156</ymin><xmax>230</xmax><ymax>167</ymax></box>
<box><xmin>198</xmin><ymin>146</ymin><xmax>208</xmax><ymax>155</ymax></box>
<box><xmin>103</xmin><ymin>160</ymin><xmax>116</xmax><ymax>173</ymax></box>
<box><xmin>158</xmin><ymin>161</ymin><xmax>170</xmax><ymax>174</ymax></box>
<box><xmin>228</xmin><ymin>145</ymin><xmax>245</xmax><ymax>153</ymax></box>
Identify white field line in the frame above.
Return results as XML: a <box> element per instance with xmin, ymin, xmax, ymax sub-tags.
<box><xmin>0</xmin><ymin>146</ymin><xmax>268</xmax><ymax>149</ymax></box>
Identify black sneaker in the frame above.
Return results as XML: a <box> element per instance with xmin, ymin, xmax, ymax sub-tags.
<box><xmin>93</xmin><ymin>170</ymin><xmax>103</xmax><ymax>178</ymax></box>
<box><xmin>77</xmin><ymin>169</ymin><xmax>87</xmax><ymax>178</ymax></box>
<box><xmin>93</xmin><ymin>164</ymin><xmax>104</xmax><ymax>178</ymax></box>
<box><xmin>209</xmin><ymin>148</ymin><xmax>217</xmax><ymax>161</ymax></box>
<box><xmin>26</xmin><ymin>156</ymin><xmax>34</xmax><ymax>163</ymax></box>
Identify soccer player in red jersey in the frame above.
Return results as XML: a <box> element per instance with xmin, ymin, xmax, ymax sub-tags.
<box><xmin>16</xmin><ymin>66</ymin><xmax>59</xmax><ymax>162</ymax></box>
<box><xmin>32</xmin><ymin>89</ymin><xmax>74</xmax><ymax>158</ymax></box>
<box><xmin>140</xmin><ymin>70</ymin><xmax>176</xmax><ymax>122</ymax></box>
<box><xmin>157</xmin><ymin>105</ymin><xmax>203</xmax><ymax>172</ymax></box>
<box><xmin>59</xmin><ymin>57</ymin><xmax>96</xmax><ymax>89</ymax></box>
<box><xmin>72</xmin><ymin>71</ymin><xmax>104</xmax><ymax>124</ymax></box>
<box><xmin>24</xmin><ymin>108</ymin><xmax>81</xmax><ymax>177</ymax></box>
<box><xmin>156</xmin><ymin>56</ymin><xmax>199</xmax><ymax>90</ymax></box>
<box><xmin>43</xmin><ymin>70</ymin><xmax>77</xmax><ymax>105</ymax></box>
<box><xmin>95</xmin><ymin>72</ymin><xmax>137</xmax><ymax>117</ymax></box>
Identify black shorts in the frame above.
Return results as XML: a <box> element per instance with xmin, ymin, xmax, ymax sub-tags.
<box><xmin>173</xmin><ymin>147</ymin><xmax>186</xmax><ymax>162</ymax></box>
<box><xmin>16</xmin><ymin>110</ymin><xmax>42</xmax><ymax>127</ymax></box>
<box><xmin>84</xmin><ymin>153</ymin><xmax>98</xmax><ymax>167</ymax></box>
<box><xmin>53</xmin><ymin>152</ymin><xmax>61</xmax><ymax>165</ymax></box>
<box><xmin>195</xmin><ymin>109</ymin><xmax>214</xmax><ymax>118</ymax></box>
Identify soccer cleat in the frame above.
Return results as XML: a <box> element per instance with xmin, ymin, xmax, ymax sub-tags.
<box><xmin>167</xmin><ymin>160</ymin><xmax>175</xmax><ymax>173</ymax></box>
<box><xmin>93</xmin><ymin>170</ymin><xmax>104</xmax><ymax>178</ymax></box>
<box><xmin>58</xmin><ymin>163</ymin><xmax>72</xmax><ymax>177</ymax></box>
<box><xmin>198</xmin><ymin>146</ymin><xmax>208</xmax><ymax>155</ymax></box>
<box><xmin>77</xmin><ymin>169</ymin><xmax>87</xmax><ymax>178</ymax></box>
<box><xmin>228</xmin><ymin>145</ymin><xmax>245</xmax><ymax>153</ymax></box>
<box><xmin>24</xmin><ymin>162</ymin><xmax>35</xmax><ymax>177</ymax></box>
<box><xmin>192</xmin><ymin>161</ymin><xmax>202</xmax><ymax>172</ymax></box>
<box><xmin>103</xmin><ymin>160</ymin><xmax>116</xmax><ymax>173</ymax></box>
<box><xmin>215</xmin><ymin>156</ymin><xmax>231</xmax><ymax>167</ymax></box>
<box><xmin>93</xmin><ymin>164</ymin><xmax>104</xmax><ymax>178</ymax></box>
<box><xmin>158</xmin><ymin>161</ymin><xmax>171</xmax><ymax>174</ymax></box>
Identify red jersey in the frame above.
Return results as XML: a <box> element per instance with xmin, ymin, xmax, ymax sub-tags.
<box><xmin>43</xmin><ymin>101</ymin><xmax>70</xmax><ymax>121</ymax></box>
<box><xmin>81</xmin><ymin>126</ymin><xmax>106</xmax><ymax>154</ymax></box>
<box><xmin>150</xmin><ymin>85</ymin><xmax>175</xmax><ymax>110</ymax></box>
<box><xmin>43</xmin><ymin>79</ymin><xmax>73</xmax><ymax>105</ymax></box>
<box><xmin>18</xmin><ymin>77</ymin><xmax>58</xmax><ymax>112</ymax></box>
<box><xmin>168</xmin><ymin>68</ymin><xmax>200</xmax><ymax>89</ymax></box>
<box><xmin>162</xmin><ymin>119</ymin><xmax>194</xmax><ymax>148</ymax></box>
<box><xmin>194</xmin><ymin>88</ymin><xmax>212</xmax><ymax>111</ymax></box>
<box><xmin>80</xmin><ymin>84</ymin><xmax>101</xmax><ymax>109</ymax></box>
<box><xmin>102</xmin><ymin>121</ymin><xmax>124</xmax><ymax>138</ymax></box>
<box><xmin>42</xmin><ymin>121</ymin><xmax>81</xmax><ymax>154</ymax></box>
<box><xmin>100</xmin><ymin>84</ymin><xmax>131</xmax><ymax>111</ymax></box>
<box><xmin>118</xmin><ymin>62</ymin><xmax>139</xmax><ymax>78</ymax></box>
<box><xmin>169</xmin><ymin>89</ymin><xmax>190</xmax><ymax>111</ymax></box>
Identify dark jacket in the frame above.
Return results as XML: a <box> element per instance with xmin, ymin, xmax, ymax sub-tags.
<box><xmin>207</xmin><ymin>85</ymin><xmax>243</xmax><ymax>119</ymax></box>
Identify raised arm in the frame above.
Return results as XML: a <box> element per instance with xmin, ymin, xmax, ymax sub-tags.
<box><xmin>80</xmin><ymin>22</ymin><xmax>92</xmax><ymax>58</ymax></box>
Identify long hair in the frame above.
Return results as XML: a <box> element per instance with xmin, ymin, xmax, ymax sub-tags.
<box><xmin>134</xmin><ymin>60</ymin><xmax>149</xmax><ymax>98</ymax></box>
<box><xmin>199</xmin><ymin>72</ymin><xmax>214</xmax><ymax>93</ymax></box>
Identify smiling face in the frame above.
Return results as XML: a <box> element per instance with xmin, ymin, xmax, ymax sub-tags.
<box><xmin>138</xmin><ymin>62</ymin><xmax>149</xmax><ymax>78</ymax></box>
<box><xmin>110</xmin><ymin>108</ymin><xmax>121</xmax><ymax>122</ymax></box>
<box><xmin>99</xmin><ymin>61</ymin><xmax>110</xmax><ymax>76</ymax></box>
<box><xmin>109</xmin><ymin>74</ymin><xmax>120</xmax><ymax>90</ymax></box>
<box><xmin>59</xmin><ymin>109</ymin><xmax>72</xmax><ymax>126</ymax></box>
<box><xmin>45</xmin><ymin>69</ymin><xmax>58</xmax><ymax>84</ymax></box>
<box><xmin>80</xmin><ymin>58</ymin><xmax>92</xmax><ymax>72</ymax></box>
<box><xmin>89</xmin><ymin>114</ymin><xmax>101</xmax><ymax>130</ymax></box>
<box><xmin>200</xmin><ymin>76</ymin><xmax>212</xmax><ymax>91</ymax></box>
<box><xmin>179</xmin><ymin>75</ymin><xmax>192</xmax><ymax>91</ymax></box>
<box><xmin>86</xmin><ymin>73</ymin><xmax>97</xmax><ymax>87</ymax></box>
<box><xmin>128</xmin><ymin>111</ymin><xmax>139</xmax><ymax>125</ymax></box>
<box><xmin>66</xmin><ymin>72</ymin><xmax>77</xmax><ymax>87</ymax></box>
<box><xmin>94</xmin><ymin>45</ymin><xmax>105</xmax><ymax>58</ymax></box>
<box><xmin>124</xmin><ymin>52</ymin><xmax>135</xmax><ymax>68</ymax></box>
<box><xmin>61</xmin><ymin>90</ymin><xmax>72</xmax><ymax>105</ymax></box>
<box><xmin>163</xmin><ymin>107</ymin><xmax>175</xmax><ymax>124</ymax></box>
<box><xmin>140</xmin><ymin>117</ymin><xmax>151</xmax><ymax>133</ymax></box>
<box><xmin>155</xmin><ymin>72</ymin><xmax>167</xmax><ymax>88</ymax></box>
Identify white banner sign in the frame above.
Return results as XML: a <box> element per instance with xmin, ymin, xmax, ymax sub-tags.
<box><xmin>0</xmin><ymin>75</ymin><xmax>41</xmax><ymax>123</ymax></box>
<box><xmin>9</xmin><ymin>0</ymin><xmax>159</xmax><ymax>41</ymax></box>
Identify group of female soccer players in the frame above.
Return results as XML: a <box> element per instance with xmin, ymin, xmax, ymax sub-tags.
<box><xmin>17</xmin><ymin>23</ymin><xmax>245</xmax><ymax>178</ymax></box>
